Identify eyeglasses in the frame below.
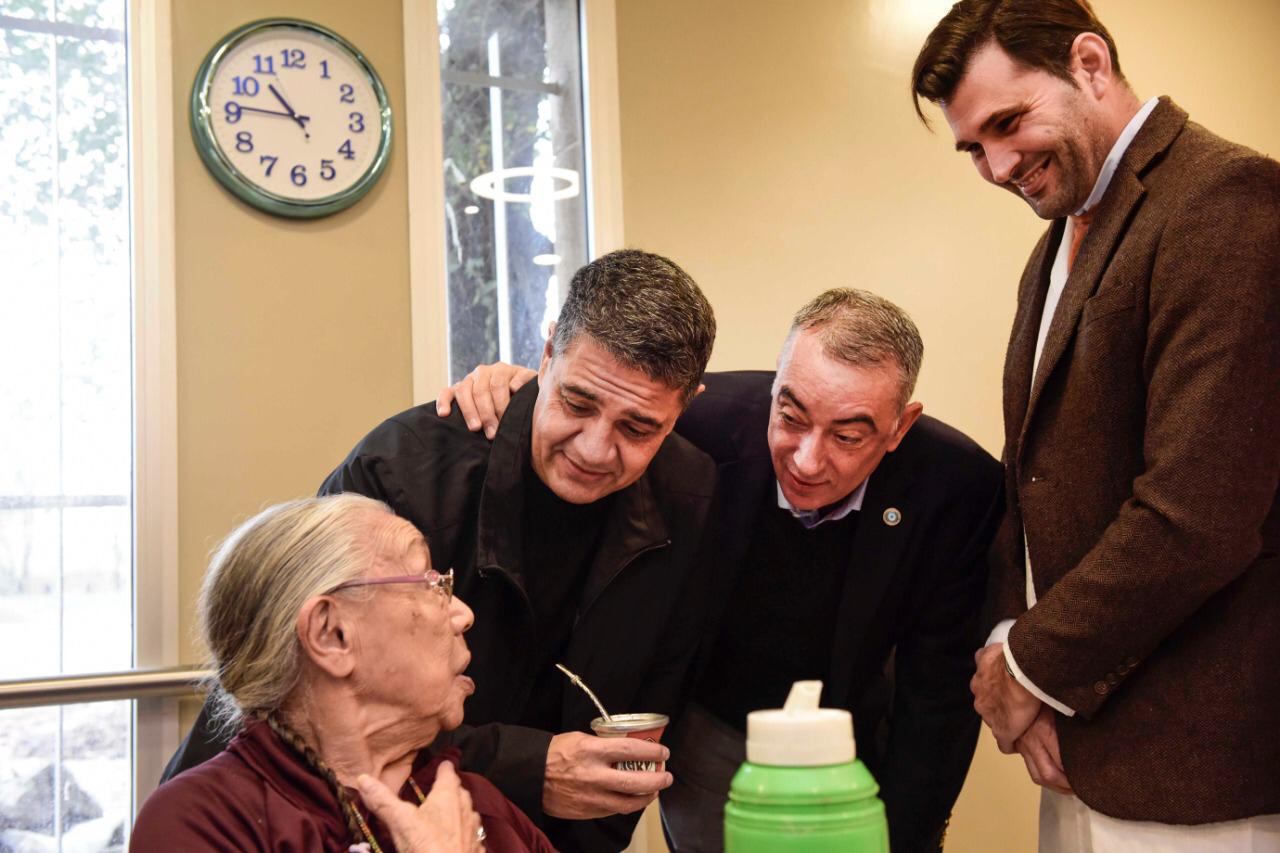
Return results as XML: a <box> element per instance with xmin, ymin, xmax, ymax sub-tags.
<box><xmin>327</xmin><ymin>568</ymin><xmax>454</xmax><ymax>602</ymax></box>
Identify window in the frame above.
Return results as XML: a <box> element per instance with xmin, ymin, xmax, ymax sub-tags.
<box><xmin>437</xmin><ymin>0</ymin><xmax>591</xmax><ymax>380</ymax></box>
<box><xmin>0</xmin><ymin>0</ymin><xmax>177</xmax><ymax>846</ymax></box>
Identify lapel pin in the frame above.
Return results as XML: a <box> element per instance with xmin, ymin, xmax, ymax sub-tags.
<box><xmin>883</xmin><ymin>507</ymin><xmax>902</xmax><ymax>527</ymax></box>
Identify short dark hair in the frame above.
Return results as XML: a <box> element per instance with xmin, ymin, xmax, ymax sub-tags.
<box><xmin>553</xmin><ymin>249</ymin><xmax>716</xmax><ymax>403</ymax></box>
<box><xmin>911</xmin><ymin>0</ymin><xmax>1123</xmax><ymax>125</ymax></box>
<box><xmin>788</xmin><ymin>288</ymin><xmax>924</xmax><ymax>411</ymax></box>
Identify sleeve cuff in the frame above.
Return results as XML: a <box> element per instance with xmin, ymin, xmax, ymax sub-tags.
<box><xmin>986</xmin><ymin>619</ymin><xmax>1014</xmax><ymax>648</ymax></box>
<box><xmin>1003</xmin><ymin>640</ymin><xmax>1075</xmax><ymax>717</ymax></box>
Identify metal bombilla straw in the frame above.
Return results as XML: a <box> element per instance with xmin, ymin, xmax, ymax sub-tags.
<box><xmin>555</xmin><ymin>663</ymin><xmax>613</xmax><ymax>722</ymax></box>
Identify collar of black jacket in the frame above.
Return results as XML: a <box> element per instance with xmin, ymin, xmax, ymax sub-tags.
<box><xmin>473</xmin><ymin>381</ymin><xmax>671</xmax><ymax>604</ymax></box>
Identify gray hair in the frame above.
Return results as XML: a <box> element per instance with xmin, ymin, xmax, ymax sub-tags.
<box><xmin>786</xmin><ymin>288</ymin><xmax>924</xmax><ymax>411</ymax></box>
<box><xmin>552</xmin><ymin>249</ymin><xmax>716</xmax><ymax>403</ymax></box>
<box><xmin>197</xmin><ymin>493</ymin><xmax>391</xmax><ymax>733</ymax></box>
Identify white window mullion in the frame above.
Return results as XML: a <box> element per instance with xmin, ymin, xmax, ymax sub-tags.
<box><xmin>127</xmin><ymin>0</ymin><xmax>179</xmax><ymax>807</ymax></box>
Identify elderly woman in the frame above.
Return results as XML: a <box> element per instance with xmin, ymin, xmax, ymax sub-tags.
<box><xmin>132</xmin><ymin>494</ymin><xmax>554</xmax><ymax>852</ymax></box>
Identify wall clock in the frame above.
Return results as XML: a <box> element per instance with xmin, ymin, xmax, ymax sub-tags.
<box><xmin>190</xmin><ymin>18</ymin><xmax>392</xmax><ymax>218</ymax></box>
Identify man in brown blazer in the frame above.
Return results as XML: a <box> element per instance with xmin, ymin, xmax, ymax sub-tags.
<box><xmin>911</xmin><ymin>0</ymin><xmax>1280</xmax><ymax>848</ymax></box>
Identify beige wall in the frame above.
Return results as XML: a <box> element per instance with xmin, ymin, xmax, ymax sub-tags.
<box><xmin>171</xmin><ymin>0</ymin><xmax>412</xmax><ymax>672</ymax></box>
<box><xmin>613</xmin><ymin>0</ymin><xmax>1280</xmax><ymax>850</ymax></box>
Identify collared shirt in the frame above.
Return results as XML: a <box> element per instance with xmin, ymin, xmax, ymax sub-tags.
<box><xmin>776</xmin><ymin>476</ymin><xmax>868</xmax><ymax>530</ymax></box>
<box><xmin>997</xmin><ymin>97</ymin><xmax>1160</xmax><ymax>717</ymax></box>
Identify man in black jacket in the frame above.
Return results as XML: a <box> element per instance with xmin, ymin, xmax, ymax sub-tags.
<box><xmin>162</xmin><ymin>250</ymin><xmax>719</xmax><ymax>853</ymax></box>
<box><xmin>444</xmin><ymin>289</ymin><xmax>1003</xmax><ymax>851</ymax></box>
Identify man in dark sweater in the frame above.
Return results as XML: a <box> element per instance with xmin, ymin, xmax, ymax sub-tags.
<box><xmin>444</xmin><ymin>288</ymin><xmax>1003</xmax><ymax>851</ymax></box>
<box><xmin>163</xmin><ymin>250</ymin><xmax>720</xmax><ymax>853</ymax></box>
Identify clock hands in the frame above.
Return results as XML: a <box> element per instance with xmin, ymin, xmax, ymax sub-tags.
<box><xmin>233</xmin><ymin>102</ymin><xmax>312</xmax><ymax>123</ymax></box>
<box><xmin>267</xmin><ymin>83</ymin><xmax>310</xmax><ymax>138</ymax></box>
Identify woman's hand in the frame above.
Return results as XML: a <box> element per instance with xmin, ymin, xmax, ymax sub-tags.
<box><xmin>357</xmin><ymin>763</ymin><xmax>485</xmax><ymax>852</ymax></box>
<box><xmin>436</xmin><ymin>362</ymin><xmax>537</xmax><ymax>438</ymax></box>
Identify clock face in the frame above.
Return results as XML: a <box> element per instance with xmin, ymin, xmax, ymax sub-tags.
<box><xmin>191</xmin><ymin>20</ymin><xmax>392</xmax><ymax>218</ymax></box>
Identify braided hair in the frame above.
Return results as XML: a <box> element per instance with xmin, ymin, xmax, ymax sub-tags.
<box><xmin>266</xmin><ymin>713</ymin><xmax>367</xmax><ymax>845</ymax></box>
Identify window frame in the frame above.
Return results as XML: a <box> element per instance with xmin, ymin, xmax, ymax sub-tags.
<box><xmin>127</xmin><ymin>0</ymin><xmax>181</xmax><ymax>806</ymax></box>
<box><xmin>402</xmin><ymin>0</ymin><xmax>624</xmax><ymax>401</ymax></box>
<box><xmin>0</xmin><ymin>0</ymin><xmax>181</xmax><ymax>822</ymax></box>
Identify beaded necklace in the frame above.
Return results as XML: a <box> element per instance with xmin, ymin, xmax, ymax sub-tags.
<box><xmin>347</xmin><ymin>776</ymin><xmax>429</xmax><ymax>853</ymax></box>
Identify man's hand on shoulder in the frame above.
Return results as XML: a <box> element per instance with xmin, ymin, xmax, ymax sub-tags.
<box><xmin>436</xmin><ymin>362</ymin><xmax>538</xmax><ymax>439</ymax></box>
<box><xmin>542</xmin><ymin>731</ymin><xmax>672</xmax><ymax>820</ymax></box>
<box><xmin>971</xmin><ymin>643</ymin><xmax>1041</xmax><ymax>753</ymax></box>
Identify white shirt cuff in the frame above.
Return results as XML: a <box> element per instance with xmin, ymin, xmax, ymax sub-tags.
<box><xmin>986</xmin><ymin>619</ymin><xmax>1076</xmax><ymax>716</ymax></box>
<box><xmin>986</xmin><ymin>619</ymin><xmax>1014</xmax><ymax>648</ymax></box>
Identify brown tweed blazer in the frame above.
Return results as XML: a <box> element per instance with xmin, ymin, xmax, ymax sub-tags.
<box><xmin>992</xmin><ymin>97</ymin><xmax>1280</xmax><ymax>824</ymax></box>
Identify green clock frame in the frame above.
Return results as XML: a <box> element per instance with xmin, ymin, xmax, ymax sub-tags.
<box><xmin>190</xmin><ymin>18</ymin><xmax>393</xmax><ymax>219</ymax></box>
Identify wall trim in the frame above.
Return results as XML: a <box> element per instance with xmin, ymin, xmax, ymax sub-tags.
<box><xmin>582</xmin><ymin>0</ymin><xmax>625</xmax><ymax>255</ymax></box>
<box><xmin>403</xmin><ymin>0</ymin><xmax>451</xmax><ymax>402</ymax></box>
<box><xmin>128</xmin><ymin>0</ymin><xmax>180</xmax><ymax>805</ymax></box>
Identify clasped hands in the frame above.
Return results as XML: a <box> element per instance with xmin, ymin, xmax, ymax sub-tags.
<box><xmin>972</xmin><ymin>643</ymin><xmax>1072</xmax><ymax>796</ymax></box>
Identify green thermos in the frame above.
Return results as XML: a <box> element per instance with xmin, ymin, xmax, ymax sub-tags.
<box><xmin>724</xmin><ymin>680</ymin><xmax>889</xmax><ymax>852</ymax></box>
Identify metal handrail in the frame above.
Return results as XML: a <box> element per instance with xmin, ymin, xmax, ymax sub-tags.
<box><xmin>0</xmin><ymin>666</ymin><xmax>213</xmax><ymax>710</ymax></box>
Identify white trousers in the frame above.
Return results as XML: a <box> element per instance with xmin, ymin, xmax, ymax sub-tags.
<box><xmin>1040</xmin><ymin>789</ymin><xmax>1280</xmax><ymax>852</ymax></box>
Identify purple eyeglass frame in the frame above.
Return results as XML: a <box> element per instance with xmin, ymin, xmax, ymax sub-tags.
<box><xmin>327</xmin><ymin>568</ymin><xmax>454</xmax><ymax>601</ymax></box>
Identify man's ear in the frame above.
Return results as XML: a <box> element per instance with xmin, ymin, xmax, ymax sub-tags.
<box><xmin>296</xmin><ymin>596</ymin><xmax>357</xmax><ymax>679</ymax></box>
<box><xmin>1071</xmin><ymin>32</ymin><xmax>1116</xmax><ymax>98</ymax></box>
<box><xmin>538</xmin><ymin>324</ymin><xmax>556</xmax><ymax>381</ymax></box>
<box><xmin>887</xmin><ymin>402</ymin><xmax>924</xmax><ymax>452</ymax></box>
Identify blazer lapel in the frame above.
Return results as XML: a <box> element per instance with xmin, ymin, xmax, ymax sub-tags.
<box><xmin>1004</xmin><ymin>226</ymin><xmax>1059</xmax><ymax>453</ymax></box>
<box><xmin>1019</xmin><ymin>174</ymin><xmax>1146</xmax><ymax>445</ymax></box>
<box><xmin>1016</xmin><ymin>98</ymin><xmax>1188</xmax><ymax>452</ymax></box>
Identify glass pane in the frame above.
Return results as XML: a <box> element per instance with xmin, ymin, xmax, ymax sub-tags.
<box><xmin>0</xmin><ymin>702</ymin><xmax>130</xmax><ymax>851</ymax></box>
<box><xmin>0</xmin><ymin>7</ymin><xmax>132</xmax><ymax>675</ymax></box>
<box><xmin>0</xmin><ymin>2</ymin><xmax>134</xmax><ymax>848</ymax></box>
<box><xmin>439</xmin><ymin>0</ymin><xmax>590</xmax><ymax>380</ymax></box>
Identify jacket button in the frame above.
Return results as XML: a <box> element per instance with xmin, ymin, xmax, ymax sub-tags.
<box><xmin>1094</xmin><ymin>681</ymin><xmax>1110</xmax><ymax>695</ymax></box>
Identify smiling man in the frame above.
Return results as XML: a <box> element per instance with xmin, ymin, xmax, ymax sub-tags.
<box><xmin>913</xmin><ymin>1</ymin><xmax>1280</xmax><ymax>849</ymax></box>
<box><xmin>163</xmin><ymin>250</ymin><xmax>718</xmax><ymax>853</ymax></box>
<box><xmin>440</xmin><ymin>288</ymin><xmax>1004</xmax><ymax>852</ymax></box>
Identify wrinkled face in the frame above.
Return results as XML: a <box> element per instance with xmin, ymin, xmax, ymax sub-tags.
<box><xmin>530</xmin><ymin>334</ymin><xmax>686</xmax><ymax>504</ymax></box>
<box><xmin>942</xmin><ymin>41</ymin><xmax>1111</xmax><ymax>220</ymax></box>
<box><xmin>353</xmin><ymin>513</ymin><xmax>475</xmax><ymax>735</ymax></box>
<box><xmin>769</xmin><ymin>329</ymin><xmax>920</xmax><ymax>511</ymax></box>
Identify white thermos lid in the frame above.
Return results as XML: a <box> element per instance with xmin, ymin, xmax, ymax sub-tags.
<box><xmin>745</xmin><ymin>680</ymin><xmax>856</xmax><ymax>767</ymax></box>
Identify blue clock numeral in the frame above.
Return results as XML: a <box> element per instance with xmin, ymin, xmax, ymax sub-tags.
<box><xmin>348</xmin><ymin>112</ymin><xmax>364</xmax><ymax>133</ymax></box>
<box><xmin>281</xmin><ymin>48</ymin><xmax>306</xmax><ymax>69</ymax></box>
<box><xmin>253</xmin><ymin>54</ymin><xmax>275</xmax><ymax>75</ymax></box>
<box><xmin>319</xmin><ymin>59</ymin><xmax>331</xmax><ymax>79</ymax></box>
<box><xmin>320</xmin><ymin>159</ymin><xmax>336</xmax><ymax>181</ymax></box>
<box><xmin>260</xmin><ymin>154</ymin><xmax>278</xmax><ymax>176</ymax></box>
<box><xmin>236</xmin><ymin>131</ymin><xmax>253</xmax><ymax>153</ymax></box>
<box><xmin>339</xmin><ymin>83</ymin><xmax>355</xmax><ymax>104</ymax></box>
<box><xmin>232</xmin><ymin>76</ymin><xmax>259</xmax><ymax>96</ymax></box>
<box><xmin>224</xmin><ymin>101</ymin><xmax>242</xmax><ymax>123</ymax></box>
<box><xmin>338</xmin><ymin>139</ymin><xmax>355</xmax><ymax>160</ymax></box>
<box><xmin>291</xmin><ymin>164</ymin><xmax>307</xmax><ymax>186</ymax></box>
